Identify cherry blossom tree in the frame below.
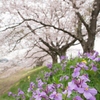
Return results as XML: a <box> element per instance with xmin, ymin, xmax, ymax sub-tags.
<box><xmin>0</xmin><ymin>0</ymin><xmax>99</xmax><ymax>65</ymax></box>
<box><xmin>17</xmin><ymin>0</ymin><xmax>99</xmax><ymax>53</ymax></box>
<box><xmin>70</xmin><ymin>0</ymin><xmax>100</xmax><ymax>52</ymax></box>
<box><xmin>0</xmin><ymin>0</ymin><xmax>78</xmax><ymax>64</ymax></box>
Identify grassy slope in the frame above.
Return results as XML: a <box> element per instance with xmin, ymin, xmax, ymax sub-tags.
<box><xmin>1</xmin><ymin>57</ymin><xmax>100</xmax><ymax>100</ymax></box>
<box><xmin>0</xmin><ymin>66</ymin><xmax>48</xmax><ymax>100</ymax></box>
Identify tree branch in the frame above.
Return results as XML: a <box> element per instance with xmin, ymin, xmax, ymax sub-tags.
<box><xmin>0</xmin><ymin>21</ymin><xmax>25</xmax><ymax>32</ymax></box>
<box><xmin>62</xmin><ymin>38</ymin><xmax>76</xmax><ymax>51</ymax></box>
<box><xmin>18</xmin><ymin>11</ymin><xmax>79</xmax><ymax>41</ymax></box>
<box><xmin>76</xmin><ymin>12</ymin><xmax>90</xmax><ymax>34</ymax></box>
<box><xmin>89</xmin><ymin>0</ymin><xmax>100</xmax><ymax>35</ymax></box>
<box><xmin>71</xmin><ymin>0</ymin><xmax>90</xmax><ymax>34</ymax></box>
<box><xmin>39</xmin><ymin>37</ymin><xmax>57</xmax><ymax>52</ymax></box>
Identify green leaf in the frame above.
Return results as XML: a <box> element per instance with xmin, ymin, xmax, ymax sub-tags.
<box><xmin>52</xmin><ymin>76</ymin><xmax>59</xmax><ymax>83</ymax></box>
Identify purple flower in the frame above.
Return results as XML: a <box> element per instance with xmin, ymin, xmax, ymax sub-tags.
<box><xmin>77</xmin><ymin>62</ymin><xmax>88</xmax><ymax>70</ymax></box>
<box><xmin>18</xmin><ymin>88</ymin><xmax>24</xmax><ymax>96</ymax></box>
<box><xmin>77</xmin><ymin>85</ymin><xmax>97</xmax><ymax>99</ymax></box>
<box><xmin>34</xmin><ymin>95</ymin><xmax>41</xmax><ymax>100</ymax></box>
<box><xmin>73</xmin><ymin>96</ymin><xmax>83</xmax><ymax>100</ymax></box>
<box><xmin>60</xmin><ymin>56</ymin><xmax>67</xmax><ymax>61</ymax></box>
<box><xmin>45</xmin><ymin>72</ymin><xmax>51</xmax><ymax>77</ymax></box>
<box><xmin>93</xmin><ymin>51</ymin><xmax>99</xmax><ymax>57</ymax></box>
<box><xmin>63</xmin><ymin>80</ymin><xmax>77</xmax><ymax>97</ymax></box>
<box><xmin>83</xmin><ymin>88</ymin><xmax>97</xmax><ymax>99</ymax></box>
<box><xmin>78</xmin><ymin>51</ymin><xmax>82</xmax><ymax>57</ymax></box>
<box><xmin>72</xmin><ymin>62</ymin><xmax>88</xmax><ymax>78</ymax></box>
<box><xmin>57</xmin><ymin>83</ymin><xmax>63</xmax><ymax>89</ymax></box>
<box><xmin>64</xmin><ymin>76</ymin><xmax>92</xmax><ymax>98</ymax></box>
<box><xmin>45</xmin><ymin>72</ymin><xmax>52</xmax><ymax>80</ymax></box>
<box><xmin>53</xmin><ymin>83</ymin><xmax>63</xmax><ymax>89</ymax></box>
<box><xmin>88</xmin><ymin>96</ymin><xmax>96</xmax><ymax>100</ymax></box>
<box><xmin>28</xmin><ymin>82</ymin><xmax>35</xmax><ymax>92</ymax></box>
<box><xmin>63</xmin><ymin>88</ymin><xmax>72</xmax><ymax>98</ymax></box>
<box><xmin>64</xmin><ymin>75</ymin><xmax>69</xmax><ymax>80</ymax></box>
<box><xmin>59</xmin><ymin>75</ymin><xmax>69</xmax><ymax>81</ymax></box>
<box><xmin>68</xmin><ymin>76</ymin><xmax>97</xmax><ymax>100</ymax></box>
<box><xmin>72</xmin><ymin>67</ymin><xmax>81</xmax><ymax>78</ymax></box>
<box><xmin>46</xmin><ymin>84</ymin><xmax>55</xmax><ymax>93</ymax></box>
<box><xmin>37</xmin><ymin>79</ymin><xmax>44</xmax><ymax>88</ymax></box>
<box><xmin>87</xmin><ymin>51</ymin><xmax>98</xmax><ymax>60</ymax></box>
<box><xmin>85</xmin><ymin>51</ymin><xmax>100</xmax><ymax>62</ymax></box>
<box><xmin>70</xmin><ymin>66</ymin><xmax>74</xmax><ymax>68</ymax></box>
<box><xmin>8</xmin><ymin>92</ymin><xmax>12</xmax><ymax>96</ymax></box>
<box><xmin>49</xmin><ymin>91</ymin><xmax>62</xmax><ymax>100</ymax></box>
<box><xmin>33</xmin><ymin>89</ymin><xmax>42</xmax><ymax>100</ymax></box>
<box><xmin>33</xmin><ymin>89</ymin><xmax>48</xmax><ymax>100</ymax></box>
<box><xmin>94</xmin><ymin>57</ymin><xmax>100</xmax><ymax>62</ymax></box>
<box><xmin>59</xmin><ymin>76</ymin><xmax>63</xmax><ymax>81</ymax></box>
<box><xmin>47</xmin><ymin>63</ymin><xmax>52</xmax><ymax>69</ymax></box>
<box><xmin>91</xmin><ymin>64</ymin><xmax>98</xmax><ymax>71</ymax></box>
<box><xmin>40</xmin><ymin>91</ymin><xmax>48</xmax><ymax>99</ymax></box>
<box><xmin>79</xmin><ymin>74</ymin><xmax>90</xmax><ymax>82</ymax></box>
<box><xmin>68</xmin><ymin>80</ymin><xmax>77</xmax><ymax>90</ymax></box>
<box><xmin>44</xmin><ymin>84</ymin><xmax>56</xmax><ymax>94</ymax></box>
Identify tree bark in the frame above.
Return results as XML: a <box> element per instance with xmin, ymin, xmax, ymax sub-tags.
<box><xmin>59</xmin><ymin>51</ymin><xmax>66</xmax><ymax>57</ymax></box>
<box><xmin>77</xmin><ymin>0</ymin><xmax>100</xmax><ymax>53</ymax></box>
<box><xmin>51</xmin><ymin>54</ymin><xmax>58</xmax><ymax>64</ymax></box>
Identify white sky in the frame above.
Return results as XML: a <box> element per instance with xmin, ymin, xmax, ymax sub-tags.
<box><xmin>67</xmin><ymin>36</ymin><xmax>100</xmax><ymax>58</ymax></box>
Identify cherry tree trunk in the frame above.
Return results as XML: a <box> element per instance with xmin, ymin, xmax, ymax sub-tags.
<box><xmin>78</xmin><ymin>0</ymin><xmax>99</xmax><ymax>53</ymax></box>
<box><xmin>81</xmin><ymin>34</ymin><xmax>95</xmax><ymax>53</ymax></box>
<box><xmin>59</xmin><ymin>50</ymin><xmax>66</xmax><ymax>57</ymax></box>
<box><xmin>51</xmin><ymin>54</ymin><xmax>58</xmax><ymax>64</ymax></box>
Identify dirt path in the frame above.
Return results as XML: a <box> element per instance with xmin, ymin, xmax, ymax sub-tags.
<box><xmin>0</xmin><ymin>66</ymin><xmax>33</xmax><ymax>95</ymax></box>
<box><xmin>0</xmin><ymin>66</ymin><xmax>45</xmax><ymax>96</ymax></box>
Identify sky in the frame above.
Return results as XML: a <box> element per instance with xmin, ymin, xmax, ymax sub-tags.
<box><xmin>66</xmin><ymin>36</ymin><xmax>100</xmax><ymax>58</ymax></box>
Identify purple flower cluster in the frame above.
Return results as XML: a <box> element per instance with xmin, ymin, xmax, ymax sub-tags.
<box><xmin>8</xmin><ymin>51</ymin><xmax>99</xmax><ymax>100</ymax></box>
<box><xmin>8</xmin><ymin>88</ymin><xmax>25</xmax><ymax>100</ymax></box>
<box><xmin>29</xmin><ymin>83</ymin><xmax>63</xmax><ymax>100</ymax></box>
<box><xmin>47</xmin><ymin>63</ymin><xmax>52</xmax><ymax>69</ymax></box>
<box><xmin>63</xmin><ymin>61</ymin><xmax>97</xmax><ymax>100</ymax></box>
<box><xmin>63</xmin><ymin>75</ymin><xmax>97</xmax><ymax>99</ymax></box>
<box><xmin>84</xmin><ymin>51</ymin><xmax>100</xmax><ymax>62</ymax></box>
<box><xmin>72</xmin><ymin>62</ymin><xmax>88</xmax><ymax>78</ymax></box>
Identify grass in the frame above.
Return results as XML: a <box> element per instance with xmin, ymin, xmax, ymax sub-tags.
<box><xmin>0</xmin><ymin>66</ymin><xmax>49</xmax><ymax>100</ymax></box>
<box><xmin>1</xmin><ymin>55</ymin><xmax>100</xmax><ymax>100</ymax></box>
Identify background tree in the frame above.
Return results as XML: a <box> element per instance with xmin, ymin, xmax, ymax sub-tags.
<box><xmin>0</xmin><ymin>0</ymin><xmax>78</xmax><ymax>64</ymax></box>
<box><xmin>71</xmin><ymin>0</ymin><xmax>100</xmax><ymax>52</ymax></box>
<box><xmin>0</xmin><ymin>0</ymin><xmax>100</xmax><ymax>65</ymax></box>
<box><xmin>10</xmin><ymin>0</ymin><xmax>100</xmax><ymax>53</ymax></box>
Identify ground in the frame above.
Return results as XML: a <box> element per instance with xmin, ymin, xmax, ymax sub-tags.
<box><xmin>0</xmin><ymin>66</ymin><xmax>33</xmax><ymax>95</ymax></box>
